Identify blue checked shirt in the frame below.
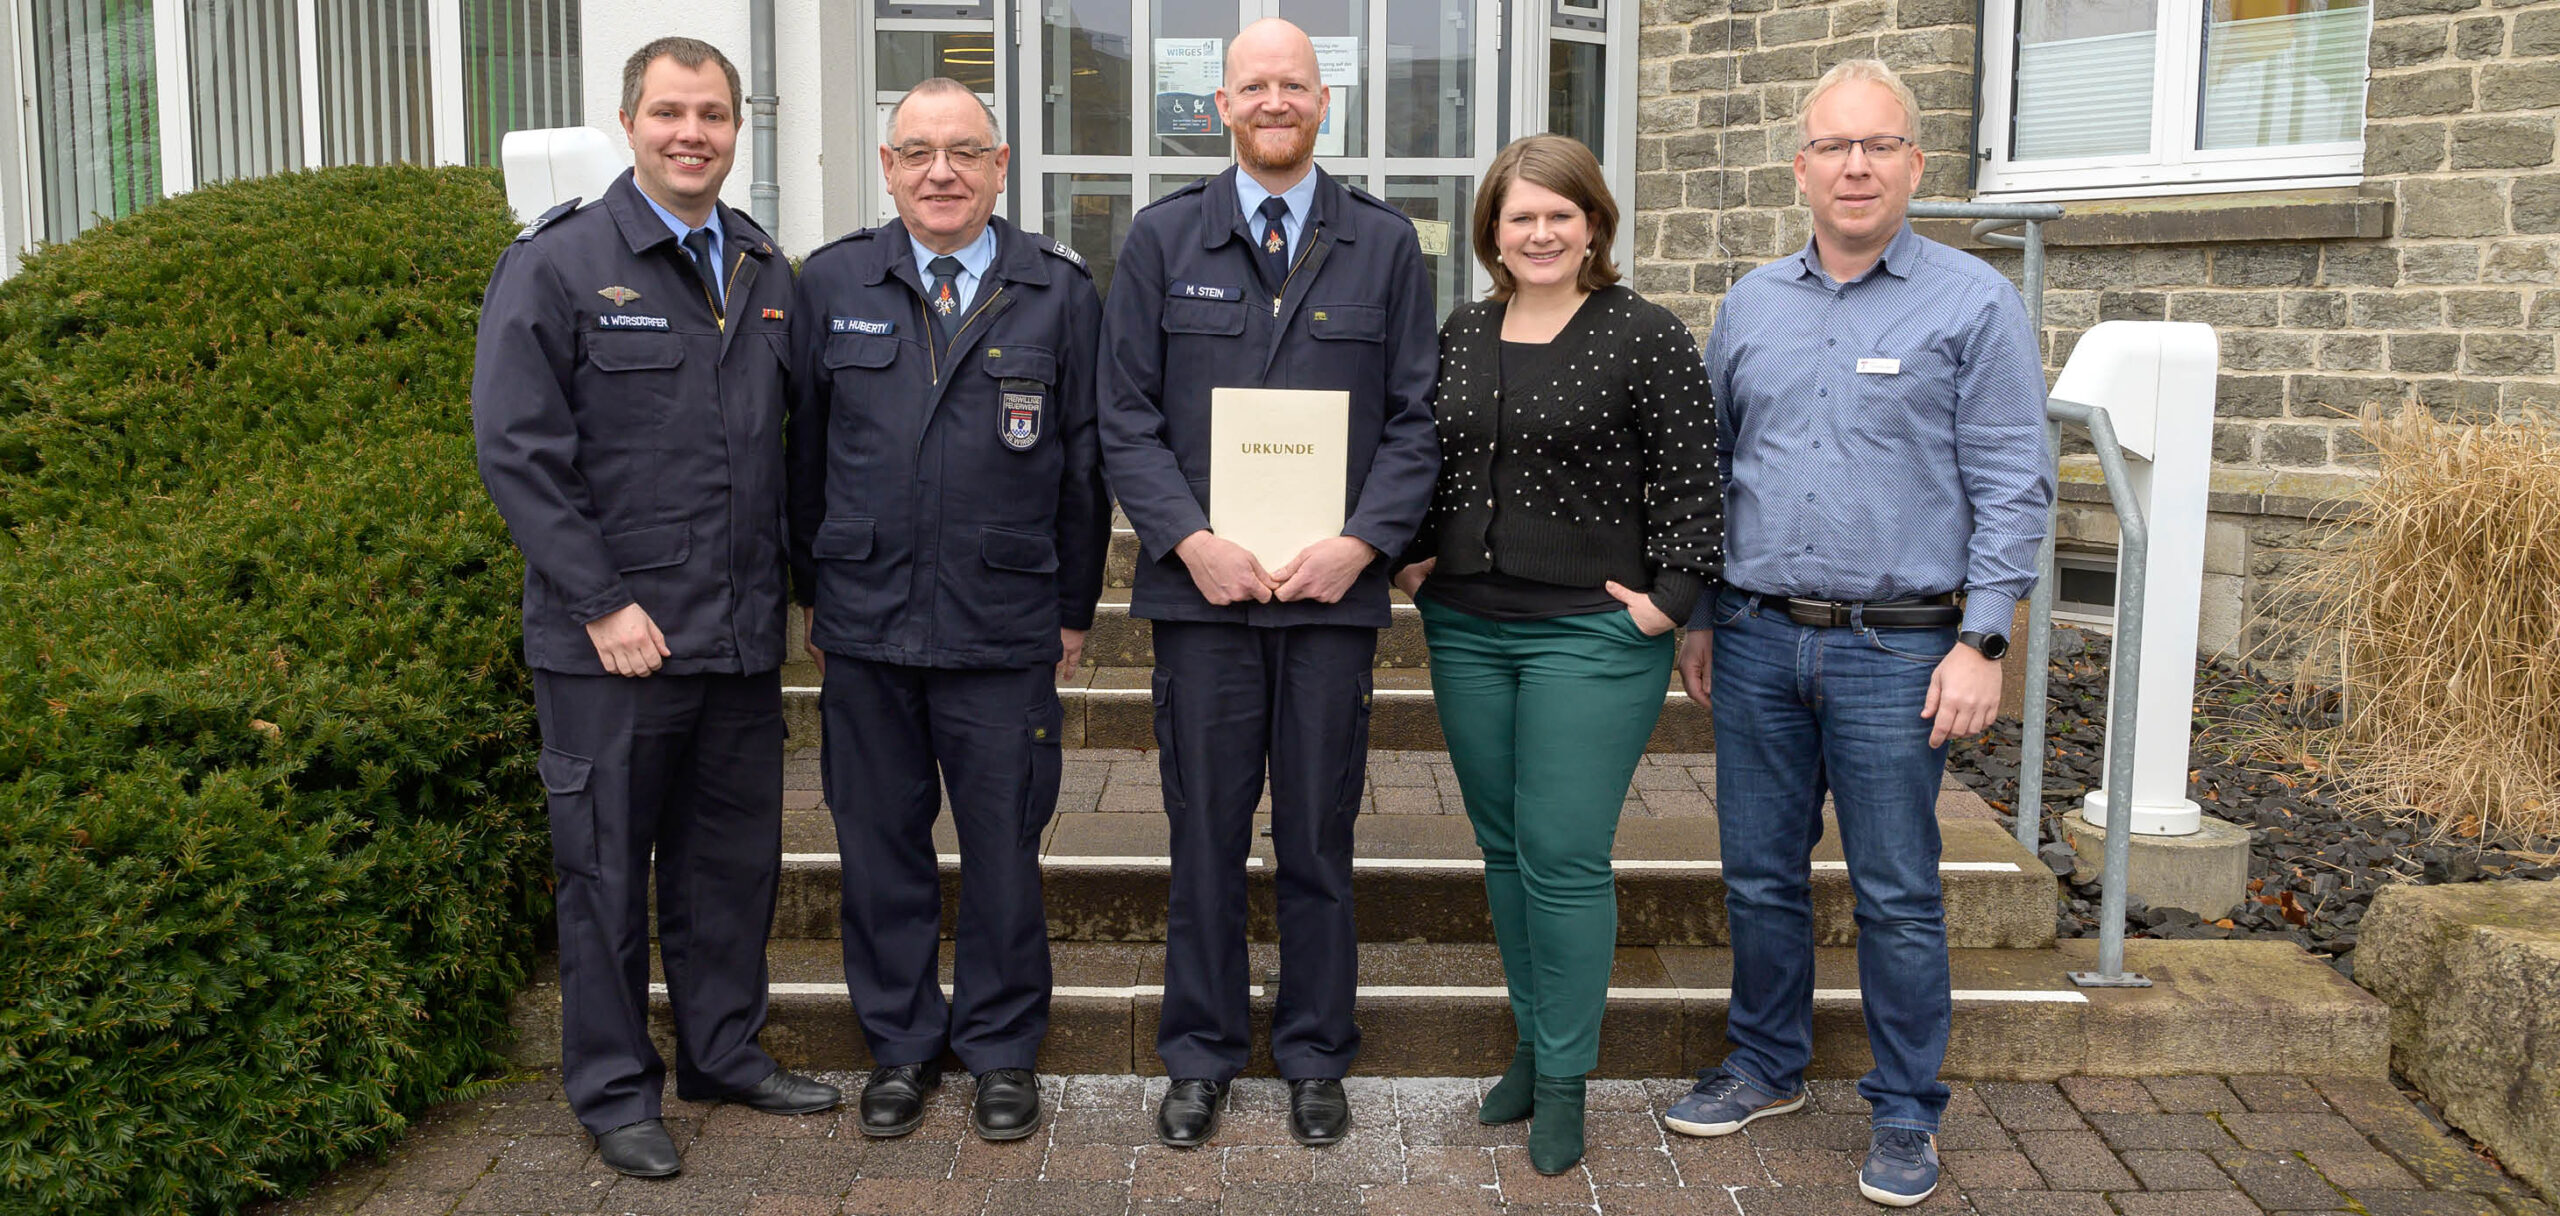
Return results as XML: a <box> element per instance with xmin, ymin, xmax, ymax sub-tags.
<box><xmin>1691</xmin><ymin>223</ymin><xmax>2054</xmax><ymax>638</ymax></box>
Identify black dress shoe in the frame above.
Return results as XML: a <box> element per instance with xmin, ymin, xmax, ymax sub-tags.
<box><xmin>859</xmin><ymin>1062</ymin><xmax>941</xmax><ymax>1138</ymax></box>
<box><xmin>972</xmin><ymin>1069</ymin><xmax>1043</xmax><ymax>1141</ymax></box>
<box><xmin>1156</xmin><ymin>1077</ymin><xmax>1227</xmax><ymax>1148</ymax></box>
<box><xmin>722</xmin><ymin>1068</ymin><xmax>843</xmax><ymax>1116</ymax></box>
<box><xmin>1289</xmin><ymin>1078</ymin><xmax>1351</xmax><ymax>1146</ymax></box>
<box><xmin>595</xmin><ymin>1118</ymin><xmax>681</xmax><ymax>1178</ymax></box>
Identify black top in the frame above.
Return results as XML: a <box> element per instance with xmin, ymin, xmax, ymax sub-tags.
<box><xmin>1422</xmin><ymin>339</ymin><xmax>1628</xmax><ymax>621</ymax></box>
<box><xmin>1402</xmin><ymin>285</ymin><xmax>1722</xmax><ymax>624</ymax></box>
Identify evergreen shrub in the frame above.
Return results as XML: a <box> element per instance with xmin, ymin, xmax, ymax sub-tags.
<box><xmin>0</xmin><ymin>165</ymin><xmax>548</xmax><ymax>1213</ymax></box>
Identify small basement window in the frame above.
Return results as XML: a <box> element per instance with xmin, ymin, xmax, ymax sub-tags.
<box><xmin>2052</xmin><ymin>548</ymin><xmax>2119</xmax><ymax>625</ymax></box>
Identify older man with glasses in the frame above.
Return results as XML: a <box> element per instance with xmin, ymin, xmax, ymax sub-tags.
<box><xmin>1661</xmin><ymin>58</ymin><xmax>2053</xmax><ymax>1208</ymax></box>
<box><xmin>785</xmin><ymin>76</ymin><xmax>1109</xmax><ymax>1144</ymax></box>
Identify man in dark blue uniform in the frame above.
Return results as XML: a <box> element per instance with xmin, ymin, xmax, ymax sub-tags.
<box><xmin>785</xmin><ymin>78</ymin><xmax>1109</xmax><ymax>1144</ymax></box>
<box><xmin>472</xmin><ymin>36</ymin><xmax>838</xmax><ymax>1179</ymax></box>
<box><xmin>1099</xmin><ymin>17</ymin><xmax>1439</xmax><ymax>1150</ymax></box>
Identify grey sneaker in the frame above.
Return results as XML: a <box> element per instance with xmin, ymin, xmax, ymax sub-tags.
<box><xmin>1859</xmin><ymin>1127</ymin><xmax>1940</xmax><ymax>1207</ymax></box>
<box><xmin>1662</xmin><ymin>1068</ymin><xmax>1806</xmax><ymax>1137</ymax></box>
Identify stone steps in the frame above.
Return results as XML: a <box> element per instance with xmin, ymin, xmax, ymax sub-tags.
<box><xmin>781</xmin><ymin>667</ymin><xmax>1715</xmax><ymax>754</ymax></box>
<box><xmin>502</xmin><ymin>937</ymin><xmax>2389</xmax><ymax>1080</ymax></box>
<box><xmin>755</xmin><ymin>809</ymin><xmax>2058</xmax><ymax>949</ymax></box>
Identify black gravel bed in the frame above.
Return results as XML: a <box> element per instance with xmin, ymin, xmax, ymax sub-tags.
<box><xmin>1945</xmin><ymin>627</ymin><xmax>2557</xmax><ymax>971</ymax></box>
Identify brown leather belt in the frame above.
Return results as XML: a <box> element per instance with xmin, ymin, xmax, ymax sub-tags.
<box><xmin>1747</xmin><ymin>591</ymin><xmax>1962</xmax><ymax>629</ymax></box>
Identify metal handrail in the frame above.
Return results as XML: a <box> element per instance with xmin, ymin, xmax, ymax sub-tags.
<box><xmin>1904</xmin><ymin>202</ymin><xmax>2151</xmax><ymax>985</ymax></box>
<box><xmin>2047</xmin><ymin>399</ymin><xmax>2152</xmax><ymax>987</ymax></box>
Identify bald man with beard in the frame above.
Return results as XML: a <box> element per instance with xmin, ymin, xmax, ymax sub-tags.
<box><xmin>1098</xmin><ymin>17</ymin><xmax>1440</xmax><ymax>1150</ymax></box>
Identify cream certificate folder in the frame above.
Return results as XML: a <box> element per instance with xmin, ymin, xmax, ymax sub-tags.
<box><xmin>1208</xmin><ymin>387</ymin><xmax>1351</xmax><ymax>570</ymax></box>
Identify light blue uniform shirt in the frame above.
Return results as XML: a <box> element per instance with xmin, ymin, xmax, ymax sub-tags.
<box><xmin>1234</xmin><ymin>167</ymin><xmax>1319</xmax><ymax>264</ymax></box>
<box><xmin>909</xmin><ymin>224</ymin><xmax>1000</xmax><ymax>317</ymax></box>
<box><xmin>1693</xmin><ymin>223</ymin><xmax>2054</xmax><ymax>638</ymax></box>
<box><xmin>639</xmin><ymin>187</ymin><xmax>726</xmax><ymax>301</ymax></box>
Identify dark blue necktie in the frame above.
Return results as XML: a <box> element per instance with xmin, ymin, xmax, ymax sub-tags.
<box><xmin>682</xmin><ymin>227</ymin><xmax>722</xmax><ymax>319</ymax></box>
<box><xmin>928</xmin><ymin>255</ymin><xmax>965</xmax><ymax>336</ymax></box>
<box><xmin>1255</xmin><ymin>196</ymin><xmax>1291</xmax><ymax>296</ymax></box>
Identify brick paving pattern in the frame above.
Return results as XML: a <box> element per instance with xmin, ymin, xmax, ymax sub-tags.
<box><xmin>255</xmin><ymin>1072</ymin><xmax>2548</xmax><ymax>1216</ymax></box>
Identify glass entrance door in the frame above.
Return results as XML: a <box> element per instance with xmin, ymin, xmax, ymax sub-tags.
<box><xmin>1020</xmin><ymin>0</ymin><xmax>1499</xmax><ymax>315</ymax></box>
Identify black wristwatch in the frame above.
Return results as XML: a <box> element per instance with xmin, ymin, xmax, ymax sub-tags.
<box><xmin>1958</xmin><ymin>630</ymin><xmax>2009</xmax><ymax>660</ymax></box>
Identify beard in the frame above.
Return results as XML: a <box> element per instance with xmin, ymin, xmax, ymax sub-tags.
<box><xmin>1231</xmin><ymin>117</ymin><xmax>1318</xmax><ymax>175</ymax></box>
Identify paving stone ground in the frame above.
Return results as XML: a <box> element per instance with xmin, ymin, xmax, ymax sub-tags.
<box><xmin>254</xmin><ymin>1071</ymin><xmax>2547</xmax><ymax>1216</ymax></box>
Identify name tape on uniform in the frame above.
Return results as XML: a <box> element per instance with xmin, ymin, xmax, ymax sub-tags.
<box><xmin>831</xmin><ymin>317</ymin><xmax>895</xmax><ymax>335</ymax></box>
<box><xmin>1856</xmin><ymin>357</ymin><xmax>1901</xmax><ymax>375</ymax></box>
<box><xmin>1170</xmin><ymin>282</ymin><xmax>1242</xmax><ymax>301</ymax></box>
<box><xmin>597</xmin><ymin>314</ymin><xmax>670</xmax><ymax>330</ymax></box>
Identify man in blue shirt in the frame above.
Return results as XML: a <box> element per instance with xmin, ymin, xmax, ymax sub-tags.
<box><xmin>1659</xmin><ymin>59</ymin><xmax>2053</xmax><ymax>1209</ymax></box>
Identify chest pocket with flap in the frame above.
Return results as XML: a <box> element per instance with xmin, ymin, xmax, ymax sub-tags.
<box><xmin>1307</xmin><ymin>303</ymin><xmax>1385</xmax><ymax>343</ymax></box>
<box><xmin>976</xmin><ymin>344</ymin><xmax>1057</xmax><ymax>384</ymax></box>
<box><xmin>822</xmin><ymin>334</ymin><xmax>902</xmax><ymax>370</ymax></box>
<box><xmin>1162</xmin><ymin>296</ymin><xmax>1246</xmax><ymax>336</ymax></box>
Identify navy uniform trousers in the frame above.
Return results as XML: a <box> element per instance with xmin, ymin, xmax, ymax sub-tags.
<box><xmin>533</xmin><ymin>669</ymin><xmax>783</xmax><ymax>1134</ymax></box>
<box><xmin>1152</xmin><ymin>621</ymin><xmax>1377</xmax><ymax>1081</ymax></box>
<box><xmin>821</xmin><ymin>659</ymin><xmax>1063</xmax><ymax>1073</ymax></box>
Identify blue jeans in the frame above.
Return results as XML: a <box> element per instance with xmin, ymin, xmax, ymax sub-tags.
<box><xmin>1707</xmin><ymin>586</ymin><xmax>1954</xmax><ymax>1132</ymax></box>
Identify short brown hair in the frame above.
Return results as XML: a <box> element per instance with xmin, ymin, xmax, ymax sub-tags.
<box><xmin>621</xmin><ymin>37</ymin><xmax>742</xmax><ymax>123</ymax></box>
<box><xmin>1471</xmin><ymin>134</ymin><xmax>1621</xmax><ymax>302</ymax></box>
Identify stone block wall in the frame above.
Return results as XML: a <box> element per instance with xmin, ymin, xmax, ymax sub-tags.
<box><xmin>1632</xmin><ymin>0</ymin><xmax>2560</xmax><ymax>663</ymax></box>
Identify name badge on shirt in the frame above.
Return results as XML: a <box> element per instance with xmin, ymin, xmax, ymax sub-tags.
<box><xmin>832</xmin><ymin>317</ymin><xmax>895</xmax><ymax>335</ymax></box>
<box><xmin>1170</xmin><ymin>281</ymin><xmax>1242</xmax><ymax>301</ymax></box>
<box><xmin>1857</xmin><ymin>357</ymin><xmax>1901</xmax><ymax>375</ymax></box>
<box><xmin>597</xmin><ymin>314</ymin><xmax>670</xmax><ymax>330</ymax></box>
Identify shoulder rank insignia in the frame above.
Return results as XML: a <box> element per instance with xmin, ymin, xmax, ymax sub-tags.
<box><xmin>597</xmin><ymin>285</ymin><xmax>641</xmax><ymax>306</ymax></box>
<box><xmin>1045</xmin><ymin>239</ymin><xmax>1086</xmax><ymax>269</ymax></box>
<box><xmin>514</xmin><ymin>198</ymin><xmax>579</xmax><ymax>242</ymax></box>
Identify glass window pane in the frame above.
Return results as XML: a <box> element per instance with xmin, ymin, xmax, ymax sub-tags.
<box><xmin>2197</xmin><ymin>0</ymin><xmax>2369</xmax><ymax>149</ymax></box>
<box><xmin>316</xmin><ymin>0</ymin><xmax>435</xmax><ymax>165</ymax></box>
<box><xmin>31</xmin><ymin>0</ymin><xmax>163</xmax><ymax>238</ymax></box>
<box><xmin>1151</xmin><ymin>3</ymin><xmax>1229</xmax><ymax>158</ymax></box>
<box><xmin>1548</xmin><ymin>39</ymin><xmax>1604</xmax><ymax>155</ymax></box>
<box><xmin>1383</xmin><ymin>174</ymin><xmax>1472</xmax><ymax>324</ymax></box>
<box><xmin>2010</xmin><ymin>0</ymin><xmax>2157</xmax><ymax>160</ymax></box>
<box><xmin>463</xmin><ymin>0</ymin><xmax>581</xmax><ymax>168</ymax></box>
<box><xmin>188</xmin><ymin>0</ymin><xmax>303</xmax><ymax>185</ymax></box>
<box><xmin>1280</xmin><ymin>0</ymin><xmax>1365</xmax><ymax>158</ymax></box>
<box><xmin>1044</xmin><ymin>0</ymin><xmax>1132</xmax><ymax>156</ymax></box>
<box><xmin>876</xmin><ymin>30</ymin><xmax>996</xmax><ymax>95</ymax></box>
<box><xmin>1386</xmin><ymin>0</ymin><xmax>1470</xmax><ymax>158</ymax></box>
<box><xmin>1045</xmin><ymin>173</ymin><xmax>1133</xmax><ymax>298</ymax></box>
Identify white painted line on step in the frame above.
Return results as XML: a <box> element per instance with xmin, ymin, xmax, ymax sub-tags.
<box><xmin>780</xmin><ymin>853</ymin><xmax>2013</xmax><ymax>874</ymax></box>
<box><xmin>658</xmin><ymin>984</ymin><xmax>2085</xmax><ymax>1004</ymax></box>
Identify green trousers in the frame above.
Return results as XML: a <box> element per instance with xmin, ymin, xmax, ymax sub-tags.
<box><xmin>1418</xmin><ymin>596</ymin><xmax>1672</xmax><ymax>1075</ymax></box>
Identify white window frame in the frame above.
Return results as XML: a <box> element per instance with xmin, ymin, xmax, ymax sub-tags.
<box><xmin>1974</xmin><ymin>0</ymin><xmax>2369</xmax><ymax>201</ymax></box>
<box><xmin>1507</xmin><ymin>0</ymin><xmax>1637</xmax><ymax>274</ymax></box>
<box><xmin>1</xmin><ymin>2</ymin><xmax>30</xmax><ymax>276</ymax></box>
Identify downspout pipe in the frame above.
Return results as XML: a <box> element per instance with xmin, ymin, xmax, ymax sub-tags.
<box><xmin>750</xmin><ymin>0</ymin><xmax>780</xmax><ymax>233</ymax></box>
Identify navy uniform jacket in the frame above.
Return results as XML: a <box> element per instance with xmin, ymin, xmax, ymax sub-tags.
<box><xmin>1100</xmin><ymin>167</ymin><xmax>1440</xmax><ymax>630</ymax></box>
<box><xmin>785</xmin><ymin>216</ymin><xmax>1109</xmax><ymax>669</ymax></box>
<box><xmin>472</xmin><ymin>169</ymin><xmax>794</xmax><ymax>677</ymax></box>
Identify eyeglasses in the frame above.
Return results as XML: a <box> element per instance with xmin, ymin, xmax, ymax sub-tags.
<box><xmin>1801</xmin><ymin>135</ymin><xmax>1916</xmax><ymax>161</ymax></box>
<box><xmin>891</xmin><ymin>143</ymin><xmax>996</xmax><ymax>171</ymax></box>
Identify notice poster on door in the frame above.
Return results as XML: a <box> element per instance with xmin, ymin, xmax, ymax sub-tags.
<box><xmin>1311</xmin><ymin>37</ymin><xmax>1358</xmax><ymax>157</ymax></box>
<box><xmin>1155</xmin><ymin>38</ymin><xmax>1224</xmax><ymax>136</ymax></box>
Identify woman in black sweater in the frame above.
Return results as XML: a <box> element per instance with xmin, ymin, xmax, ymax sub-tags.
<box><xmin>1392</xmin><ymin>134</ymin><xmax>1722</xmax><ymax>1174</ymax></box>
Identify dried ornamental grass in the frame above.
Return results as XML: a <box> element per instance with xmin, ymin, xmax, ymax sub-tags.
<box><xmin>2293</xmin><ymin>402</ymin><xmax>2560</xmax><ymax>856</ymax></box>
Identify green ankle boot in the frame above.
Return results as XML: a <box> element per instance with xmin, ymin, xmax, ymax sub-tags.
<box><xmin>1477</xmin><ymin>1043</ymin><xmax>1537</xmax><ymax>1125</ymax></box>
<box><xmin>1529</xmin><ymin>1074</ymin><xmax>1587</xmax><ymax>1175</ymax></box>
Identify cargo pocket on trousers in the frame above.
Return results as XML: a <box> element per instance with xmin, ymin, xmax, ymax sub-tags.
<box><xmin>1336</xmin><ymin>672</ymin><xmax>1375</xmax><ymax>816</ymax></box>
<box><xmin>538</xmin><ymin>745</ymin><xmax>600</xmax><ymax>881</ymax></box>
<box><xmin>1020</xmin><ymin>695</ymin><xmax>1066</xmax><ymax>849</ymax></box>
